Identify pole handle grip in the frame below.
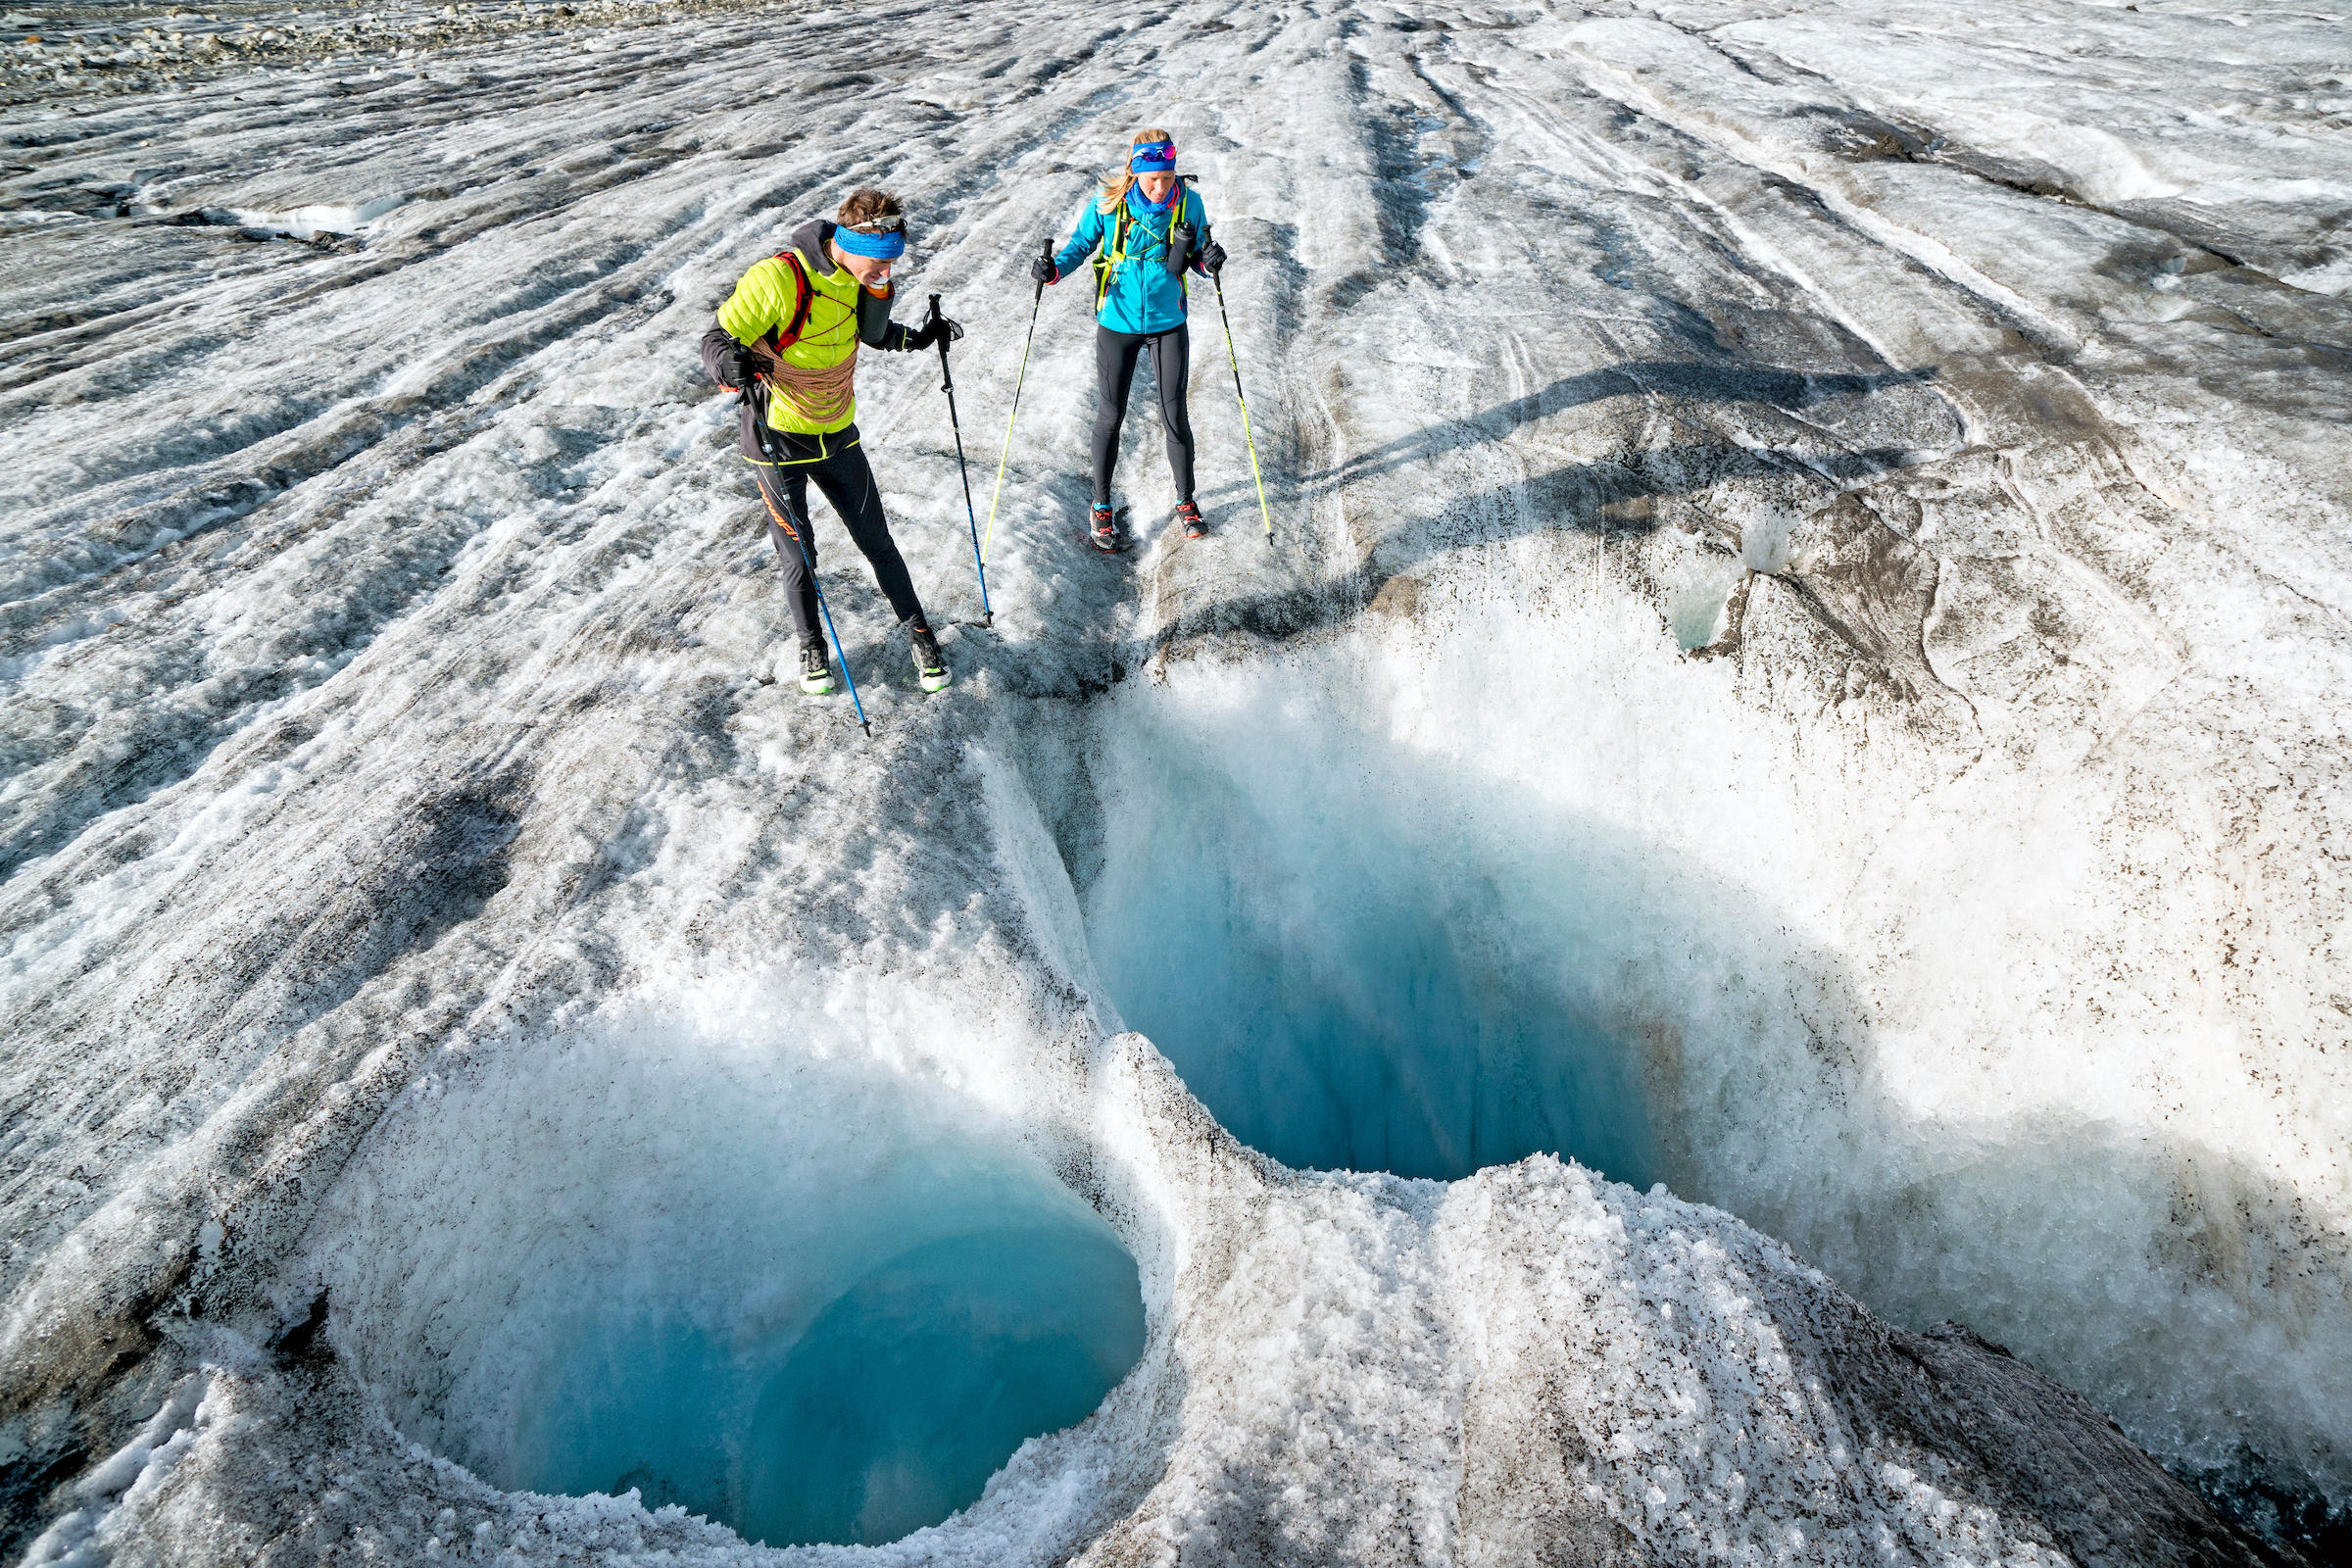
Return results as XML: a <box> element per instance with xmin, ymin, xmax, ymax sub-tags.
<box><xmin>926</xmin><ymin>291</ymin><xmax>954</xmax><ymax>387</ymax></box>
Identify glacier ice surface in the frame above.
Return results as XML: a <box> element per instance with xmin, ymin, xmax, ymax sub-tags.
<box><xmin>2</xmin><ymin>0</ymin><xmax>2348</xmax><ymax>1560</ymax></box>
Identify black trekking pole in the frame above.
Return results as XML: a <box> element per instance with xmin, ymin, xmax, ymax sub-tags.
<box><xmin>1212</xmin><ymin>272</ymin><xmax>1275</xmax><ymax>541</ymax></box>
<box><xmin>924</xmin><ymin>292</ymin><xmax>991</xmax><ymax>627</ymax></box>
<box><xmin>982</xmin><ymin>237</ymin><xmax>1055</xmax><ymax>564</ymax></box>
<box><xmin>746</xmin><ymin>386</ymin><xmax>871</xmax><ymax>739</ymax></box>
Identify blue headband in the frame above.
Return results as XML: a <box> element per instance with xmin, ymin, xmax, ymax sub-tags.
<box><xmin>1129</xmin><ymin>140</ymin><xmax>1177</xmax><ymax>172</ymax></box>
<box><xmin>833</xmin><ymin>223</ymin><xmax>906</xmax><ymax>260</ymax></box>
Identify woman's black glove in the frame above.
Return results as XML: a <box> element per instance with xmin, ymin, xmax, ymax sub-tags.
<box><xmin>905</xmin><ymin>315</ymin><xmax>963</xmax><ymax>352</ymax></box>
<box><xmin>1198</xmin><ymin>239</ymin><xmax>1227</xmax><ymax>276</ymax></box>
<box><xmin>1030</xmin><ymin>253</ymin><xmax>1059</xmax><ymax>284</ymax></box>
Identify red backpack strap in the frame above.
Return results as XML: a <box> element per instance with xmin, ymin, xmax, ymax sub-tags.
<box><xmin>763</xmin><ymin>249</ymin><xmax>813</xmax><ymax>354</ymax></box>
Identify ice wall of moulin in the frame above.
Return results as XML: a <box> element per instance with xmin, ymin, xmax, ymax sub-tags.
<box><xmin>1106</xmin><ymin>0</ymin><xmax>2352</xmax><ymax>1523</ymax></box>
<box><xmin>1</xmin><ymin>0</ymin><xmax>2344</xmax><ymax>1564</ymax></box>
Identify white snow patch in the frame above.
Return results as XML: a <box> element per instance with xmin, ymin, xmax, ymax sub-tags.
<box><xmin>219</xmin><ymin>195</ymin><xmax>410</xmax><ymax>239</ymax></box>
<box><xmin>23</xmin><ymin>1378</ymin><xmax>211</xmax><ymax>1567</ymax></box>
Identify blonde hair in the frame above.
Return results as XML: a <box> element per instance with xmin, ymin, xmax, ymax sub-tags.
<box><xmin>1098</xmin><ymin>127</ymin><xmax>1174</xmax><ymax>211</ymax></box>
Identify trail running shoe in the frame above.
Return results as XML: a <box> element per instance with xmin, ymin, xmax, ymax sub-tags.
<box><xmin>1089</xmin><ymin>502</ymin><xmax>1120</xmax><ymax>553</ymax></box>
<box><xmin>1175</xmin><ymin>499</ymin><xmax>1206</xmax><ymax>539</ymax></box>
<box><xmin>798</xmin><ymin>639</ymin><xmax>836</xmax><ymax>696</ymax></box>
<box><xmin>909</xmin><ymin>622</ymin><xmax>951</xmax><ymax>693</ymax></box>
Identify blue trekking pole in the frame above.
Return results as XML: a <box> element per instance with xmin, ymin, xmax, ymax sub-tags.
<box><xmin>924</xmin><ymin>292</ymin><xmax>991</xmax><ymax>626</ymax></box>
<box><xmin>748</xmin><ymin>387</ymin><xmax>872</xmax><ymax>738</ymax></box>
<box><xmin>778</xmin><ymin>501</ymin><xmax>871</xmax><ymax>738</ymax></box>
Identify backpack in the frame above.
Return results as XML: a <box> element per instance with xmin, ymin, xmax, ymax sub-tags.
<box><xmin>761</xmin><ymin>248</ymin><xmax>815</xmax><ymax>354</ymax></box>
<box><xmin>718</xmin><ymin>250</ymin><xmax>817</xmax><ymax>394</ymax></box>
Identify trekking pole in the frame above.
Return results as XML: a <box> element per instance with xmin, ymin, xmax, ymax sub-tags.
<box><xmin>924</xmin><ymin>292</ymin><xmax>991</xmax><ymax>627</ymax></box>
<box><xmin>981</xmin><ymin>236</ymin><xmax>1054</xmax><ymax>564</ymax></box>
<box><xmin>748</xmin><ymin>388</ymin><xmax>871</xmax><ymax>739</ymax></box>
<box><xmin>1212</xmin><ymin>272</ymin><xmax>1275</xmax><ymax>541</ymax></box>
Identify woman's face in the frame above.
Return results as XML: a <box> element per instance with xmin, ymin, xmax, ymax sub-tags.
<box><xmin>1138</xmin><ymin>172</ymin><xmax>1177</xmax><ymax>204</ymax></box>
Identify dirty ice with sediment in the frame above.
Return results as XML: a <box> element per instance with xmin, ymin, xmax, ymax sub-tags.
<box><xmin>2</xmin><ymin>0</ymin><xmax>2348</xmax><ymax>1562</ymax></box>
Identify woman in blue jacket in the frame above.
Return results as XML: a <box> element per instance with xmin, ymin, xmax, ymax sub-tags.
<box><xmin>1033</xmin><ymin>128</ymin><xmax>1227</xmax><ymax>550</ymax></box>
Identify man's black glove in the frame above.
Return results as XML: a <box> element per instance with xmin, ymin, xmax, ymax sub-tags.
<box><xmin>905</xmin><ymin>315</ymin><xmax>963</xmax><ymax>353</ymax></box>
<box><xmin>719</xmin><ymin>342</ymin><xmax>771</xmax><ymax>388</ymax></box>
<box><xmin>1030</xmin><ymin>253</ymin><xmax>1059</xmax><ymax>284</ymax></box>
<box><xmin>1198</xmin><ymin>239</ymin><xmax>1227</xmax><ymax>276</ymax></box>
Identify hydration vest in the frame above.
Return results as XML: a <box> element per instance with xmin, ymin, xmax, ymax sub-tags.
<box><xmin>1094</xmin><ymin>187</ymin><xmax>1194</xmax><ymax>316</ymax></box>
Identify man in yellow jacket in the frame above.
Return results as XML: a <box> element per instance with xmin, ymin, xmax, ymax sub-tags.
<box><xmin>701</xmin><ymin>187</ymin><xmax>960</xmax><ymax>695</ymax></box>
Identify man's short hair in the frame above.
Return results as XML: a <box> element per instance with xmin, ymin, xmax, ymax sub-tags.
<box><xmin>837</xmin><ymin>188</ymin><xmax>904</xmax><ymax>230</ymax></box>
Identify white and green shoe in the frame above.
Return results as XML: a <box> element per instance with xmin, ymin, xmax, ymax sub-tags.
<box><xmin>909</xmin><ymin>623</ymin><xmax>951</xmax><ymax>694</ymax></box>
<box><xmin>797</xmin><ymin>639</ymin><xmax>837</xmax><ymax>696</ymax></box>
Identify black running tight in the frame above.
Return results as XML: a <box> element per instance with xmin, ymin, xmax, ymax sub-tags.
<box><xmin>750</xmin><ymin>431</ymin><xmax>927</xmax><ymax>643</ymax></box>
<box><xmin>1092</xmin><ymin>323</ymin><xmax>1194</xmax><ymax>504</ymax></box>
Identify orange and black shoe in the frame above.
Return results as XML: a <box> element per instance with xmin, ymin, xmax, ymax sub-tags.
<box><xmin>1175</xmin><ymin>499</ymin><xmax>1207</xmax><ymax>539</ymax></box>
<box><xmin>1089</xmin><ymin>503</ymin><xmax>1120</xmax><ymax>553</ymax></box>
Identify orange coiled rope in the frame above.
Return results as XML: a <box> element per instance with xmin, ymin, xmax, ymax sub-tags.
<box><xmin>766</xmin><ymin>345</ymin><xmax>858</xmax><ymax>426</ymax></box>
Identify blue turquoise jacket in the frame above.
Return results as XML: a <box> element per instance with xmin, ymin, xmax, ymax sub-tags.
<box><xmin>1053</xmin><ymin>184</ymin><xmax>1215</xmax><ymax>336</ymax></box>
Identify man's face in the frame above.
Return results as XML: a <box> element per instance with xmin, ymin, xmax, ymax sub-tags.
<box><xmin>830</xmin><ymin>241</ymin><xmax>894</xmax><ymax>288</ymax></box>
<box><xmin>1138</xmin><ymin>172</ymin><xmax>1177</xmax><ymax>204</ymax></box>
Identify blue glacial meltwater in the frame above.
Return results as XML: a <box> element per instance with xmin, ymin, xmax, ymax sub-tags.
<box><xmin>313</xmin><ymin>1010</ymin><xmax>1148</xmax><ymax>1549</ymax></box>
<box><xmin>1076</xmin><ymin>681</ymin><xmax>1660</xmax><ymax>1186</ymax></box>
<box><xmin>500</xmin><ymin>1216</ymin><xmax>1146</xmax><ymax>1547</ymax></box>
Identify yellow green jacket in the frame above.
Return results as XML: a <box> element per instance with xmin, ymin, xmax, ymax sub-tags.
<box><xmin>703</xmin><ymin>219</ymin><xmax>909</xmax><ymax>446</ymax></box>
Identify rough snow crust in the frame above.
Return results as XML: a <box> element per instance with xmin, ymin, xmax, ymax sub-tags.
<box><xmin>2</xmin><ymin>0</ymin><xmax>2346</xmax><ymax>1563</ymax></box>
